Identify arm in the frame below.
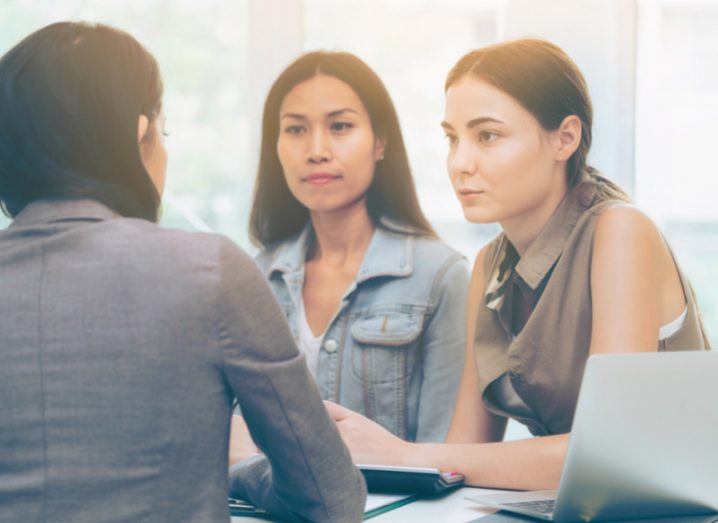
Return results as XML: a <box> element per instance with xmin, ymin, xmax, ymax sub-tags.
<box><xmin>406</xmin><ymin>208</ymin><xmax>668</xmax><ymax>487</ymax></box>
<box><xmin>329</xmin><ymin>211</ymin><xmax>673</xmax><ymax>491</ymax></box>
<box><xmin>217</xmin><ymin>239</ymin><xmax>366</xmax><ymax>523</ymax></box>
<box><xmin>228</xmin><ymin>414</ymin><xmax>258</xmax><ymax>465</ymax></box>
<box><xmin>445</xmin><ymin>245</ymin><xmax>507</xmax><ymax>444</ymax></box>
<box><xmin>414</xmin><ymin>256</ymin><xmax>470</xmax><ymax>442</ymax></box>
<box><xmin>588</xmin><ymin>205</ymin><xmax>673</xmax><ymax>354</ymax></box>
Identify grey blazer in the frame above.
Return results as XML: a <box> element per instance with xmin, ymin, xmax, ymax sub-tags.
<box><xmin>0</xmin><ymin>199</ymin><xmax>365</xmax><ymax>523</ymax></box>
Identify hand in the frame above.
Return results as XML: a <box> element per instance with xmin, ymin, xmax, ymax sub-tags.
<box><xmin>324</xmin><ymin>401</ymin><xmax>410</xmax><ymax>466</ymax></box>
<box><xmin>229</xmin><ymin>414</ymin><xmax>259</xmax><ymax>466</ymax></box>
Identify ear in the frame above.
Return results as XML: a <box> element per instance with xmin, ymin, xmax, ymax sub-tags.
<box><xmin>137</xmin><ymin>114</ymin><xmax>150</xmax><ymax>145</ymax></box>
<box><xmin>554</xmin><ymin>115</ymin><xmax>582</xmax><ymax>161</ymax></box>
<box><xmin>374</xmin><ymin>136</ymin><xmax>387</xmax><ymax>161</ymax></box>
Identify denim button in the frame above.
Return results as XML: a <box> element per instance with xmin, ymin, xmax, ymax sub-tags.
<box><xmin>324</xmin><ymin>339</ymin><xmax>338</xmax><ymax>353</ymax></box>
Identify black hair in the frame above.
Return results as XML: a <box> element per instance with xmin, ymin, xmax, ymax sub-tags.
<box><xmin>0</xmin><ymin>21</ymin><xmax>163</xmax><ymax>220</ymax></box>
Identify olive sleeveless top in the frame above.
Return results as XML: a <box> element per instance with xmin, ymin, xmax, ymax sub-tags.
<box><xmin>474</xmin><ymin>171</ymin><xmax>711</xmax><ymax>436</ymax></box>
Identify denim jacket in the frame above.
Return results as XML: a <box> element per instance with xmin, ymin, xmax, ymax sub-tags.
<box><xmin>255</xmin><ymin>219</ymin><xmax>469</xmax><ymax>442</ymax></box>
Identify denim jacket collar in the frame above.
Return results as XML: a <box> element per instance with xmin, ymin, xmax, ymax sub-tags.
<box><xmin>266</xmin><ymin>216</ymin><xmax>415</xmax><ymax>283</ymax></box>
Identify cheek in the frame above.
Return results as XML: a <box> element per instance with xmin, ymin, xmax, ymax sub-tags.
<box><xmin>159</xmin><ymin>145</ymin><xmax>168</xmax><ymax>178</ymax></box>
<box><xmin>276</xmin><ymin>140</ymin><xmax>302</xmax><ymax>186</ymax></box>
<box><xmin>446</xmin><ymin>150</ymin><xmax>456</xmax><ymax>181</ymax></box>
<box><xmin>334</xmin><ymin>135</ymin><xmax>376</xmax><ymax>187</ymax></box>
<box><xmin>276</xmin><ymin>139</ymin><xmax>292</xmax><ymax>171</ymax></box>
<box><xmin>487</xmin><ymin>139</ymin><xmax>549</xmax><ymax>198</ymax></box>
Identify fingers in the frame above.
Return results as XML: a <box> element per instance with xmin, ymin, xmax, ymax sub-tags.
<box><xmin>323</xmin><ymin>400</ymin><xmax>352</xmax><ymax>421</ymax></box>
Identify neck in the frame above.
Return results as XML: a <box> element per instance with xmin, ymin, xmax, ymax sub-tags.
<box><xmin>308</xmin><ymin>199</ymin><xmax>375</xmax><ymax>265</ymax></box>
<box><xmin>500</xmin><ymin>171</ymin><xmax>568</xmax><ymax>255</ymax></box>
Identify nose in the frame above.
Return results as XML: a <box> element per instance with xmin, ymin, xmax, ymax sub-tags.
<box><xmin>448</xmin><ymin>141</ymin><xmax>477</xmax><ymax>179</ymax></box>
<box><xmin>307</xmin><ymin>129</ymin><xmax>331</xmax><ymax>164</ymax></box>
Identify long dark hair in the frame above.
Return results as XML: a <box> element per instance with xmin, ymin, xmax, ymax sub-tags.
<box><xmin>250</xmin><ymin>50</ymin><xmax>436</xmax><ymax>248</ymax></box>
<box><xmin>0</xmin><ymin>21</ymin><xmax>163</xmax><ymax>220</ymax></box>
<box><xmin>446</xmin><ymin>38</ymin><xmax>627</xmax><ymax>200</ymax></box>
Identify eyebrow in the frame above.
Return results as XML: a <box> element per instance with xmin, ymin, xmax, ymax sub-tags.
<box><xmin>441</xmin><ymin>116</ymin><xmax>504</xmax><ymax>130</ymax></box>
<box><xmin>280</xmin><ymin>108</ymin><xmax>359</xmax><ymax>120</ymax></box>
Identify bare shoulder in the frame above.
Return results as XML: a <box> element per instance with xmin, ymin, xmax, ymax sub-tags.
<box><xmin>590</xmin><ymin>203</ymin><xmax>679</xmax><ymax>305</ymax></box>
<box><xmin>593</xmin><ymin>204</ymin><xmax>664</xmax><ymax>255</ymax></box>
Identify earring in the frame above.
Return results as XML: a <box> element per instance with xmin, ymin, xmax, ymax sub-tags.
<box><xmin>378</xmin><ymin>153</ymin><xmax>385</xmax><ymax>161</ymax></box>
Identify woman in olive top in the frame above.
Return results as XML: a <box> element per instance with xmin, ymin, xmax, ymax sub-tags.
<box><xmin>326</xmin><ymin>38</ymin><xmax>710</xmax><ymax>490</ymax></box>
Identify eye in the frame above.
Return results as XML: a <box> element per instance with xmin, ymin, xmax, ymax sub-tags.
<box><xmin>284</xmin><ymin>125</ymin><xmax>306</xmax><ymax>135</ymax></box>
<box><xmin>444</xmin><ymin>133</ymin><xmax>458</xmax><ymax>146</ymax></box>
<box><xmin>479</xmin><ymin>130</ymin><xmax>500</xmax><ymax>143</ymax></box>
<box><xmin>330</xmin><ymin>121</ymin><xmax>354</xmax><ymax>132</ymax></box>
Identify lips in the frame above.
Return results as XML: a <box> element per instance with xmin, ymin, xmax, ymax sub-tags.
<box><xmin>457</xmin><ymin>187</ymin><xmax>485</xmax><ymax>196</ymax></box>
<box><xmin>303</xmin><ymin>172</ymin><xmax>342</xmax><ymax>185</ymax></box>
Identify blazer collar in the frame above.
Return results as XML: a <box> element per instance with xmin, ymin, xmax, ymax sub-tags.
<box><xmin>10</xmin><ymin>198</ymin><xmax>120</xmax><ymax>228</ymax></box>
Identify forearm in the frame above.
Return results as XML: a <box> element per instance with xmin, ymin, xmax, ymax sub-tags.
<box><xmin>399</xmin><ymin>433</ymin><xmax>569</xmax><ymax>490</ymax></box>
<box><xmin>234</xmin><ymin>355</ymin><xmax>366</xmax><ymax>521</ymax></box>
<box><xmin>229</xmin><ymin>415</ymin><xmax>259</xmax><ymax>466</ymax></box>
<box><xmin>219</xmin><ymin>243</ymin><xmax>366</xmax><ymax>521</ymax></box>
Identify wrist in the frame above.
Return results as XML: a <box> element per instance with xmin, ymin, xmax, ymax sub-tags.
<box><xmin>396</xmin><ymin>440</ymin><xmax>418</xmax><ymax>467</ymax></box>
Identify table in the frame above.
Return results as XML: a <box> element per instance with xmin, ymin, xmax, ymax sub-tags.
<box><xmin>230</xmin><ymin>487</ymin><xmax>504</xmax><ymax>522</ymax></box>
<box><xmin>230</xmin><ymin>489</ymin><xmax>718</xmax><ymax>523</ymax></box>
<box><xmin>369</xmin><ymin>487</ymin><xmax>502</xmax><ymax>522</ymax></box>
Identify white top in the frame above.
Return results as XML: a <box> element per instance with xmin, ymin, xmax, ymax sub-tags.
<box><xmin>659</xmin><ymin>306</ymin><xmax>687</xmax><ymax>341</ymax></box>
<box><xmin>297</xmin><ymin>293</ymin><xmax>324</xmax><ymax>377</ymax></box>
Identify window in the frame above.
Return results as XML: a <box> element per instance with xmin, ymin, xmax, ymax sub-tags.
<box><xmin>303</xmin><ymin>0</ymin><xmax>504</xmax><ymax>257</ymax></box>
<box><xmin>636</xmin><ymin>0</ymin><xmax>718</xmax><ymax>345</ymax></box>
<box><xmin>0</xmin><ymin>1</ymin><xmax>252</xmax><ymax>245</ymax></box>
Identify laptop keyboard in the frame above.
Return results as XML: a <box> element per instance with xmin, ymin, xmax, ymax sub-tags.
<box><xmin>503</xmin><ymin>499</ymin><xmax>556</xmax><ymax>515</ymax></box>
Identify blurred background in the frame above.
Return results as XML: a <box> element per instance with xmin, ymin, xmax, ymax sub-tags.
<box><xmin>1</xmin><ymin>1</ymin><xmax>716</xmax><ymax>393</ymax></box>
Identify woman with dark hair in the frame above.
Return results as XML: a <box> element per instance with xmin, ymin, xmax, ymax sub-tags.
<box><xmin>0</xmin><ymin>22</ymin><xmax>365</xmax><ymax>522</ymax></box>
<box><xmin>242</xmin><ymin>51</ymin><xmax>468</xmax><ymax>446</ymax></box>
<box><xmin>325</xmin><ymin>39</ymin><xmax>710</xmax><ymax>489</ymax></box>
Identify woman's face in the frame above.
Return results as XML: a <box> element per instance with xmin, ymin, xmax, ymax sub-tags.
<box><xmin>442</xmin><ymin>76</ymin><xmax>563</xmax><ymax>225</ymax></box>
<box><xmin>139</xmin><ymin>113</ymin><xmax>168</xmax><ymax>196</ymax></box>
<box><xmin>276</xmin><ymin>74</ymin><xmax>384</xmax><ymax>214</ymax></box>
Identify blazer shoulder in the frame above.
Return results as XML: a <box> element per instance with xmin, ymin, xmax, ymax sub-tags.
<box><xmin>107</xmin><ymin>218</ymin><xmax>256</xmax><ymax>278</ymax></box>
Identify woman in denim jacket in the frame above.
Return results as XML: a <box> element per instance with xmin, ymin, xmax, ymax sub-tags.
<box><xmin>247</xmin><ymin>51</ymin><xmax>469</xmax><ymax>443</ymax></box>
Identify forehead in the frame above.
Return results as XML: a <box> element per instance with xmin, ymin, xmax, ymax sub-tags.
<box><xmin>443</xmin><ymin>76</ymin><xmax>531</xmax><ymax>126</ymax></box>
<box><xmin>279</xmin><ymin>74</ymin><xmax>367</xmax><ymax>117</ymax></box>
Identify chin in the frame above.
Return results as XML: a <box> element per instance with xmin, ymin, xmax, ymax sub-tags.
<box><xmin>304</xmin><ymin>195</ymin><xmax>364</xmax><ymax>215</ymax></box>
<box><xmin>462</xmin><ymin>206</ymin><xmax>499</xmax><ymax>224</ymax></box>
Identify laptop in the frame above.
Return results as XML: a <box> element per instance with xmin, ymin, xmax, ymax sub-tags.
<box><xmin>467</xmin><ymin>351</ymin><xmax>718</xmax><ymax>522</ymax></box>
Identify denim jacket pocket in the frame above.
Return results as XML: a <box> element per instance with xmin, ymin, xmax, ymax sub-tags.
<box><xmin>350</xmin><ymin>308</ymin><xmax>424</xmax><ymax>384</ymax></box>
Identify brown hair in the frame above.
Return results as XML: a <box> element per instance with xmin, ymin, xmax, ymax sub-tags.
<box><xmin>446</xmin><ymin>38</ymin><xmax>626</xmax><ymax>200</ymax></box>
<box><xmin>249</xmin><ymin>51</ymin><xmax>436</xmax><ymax>248</ymax></box>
